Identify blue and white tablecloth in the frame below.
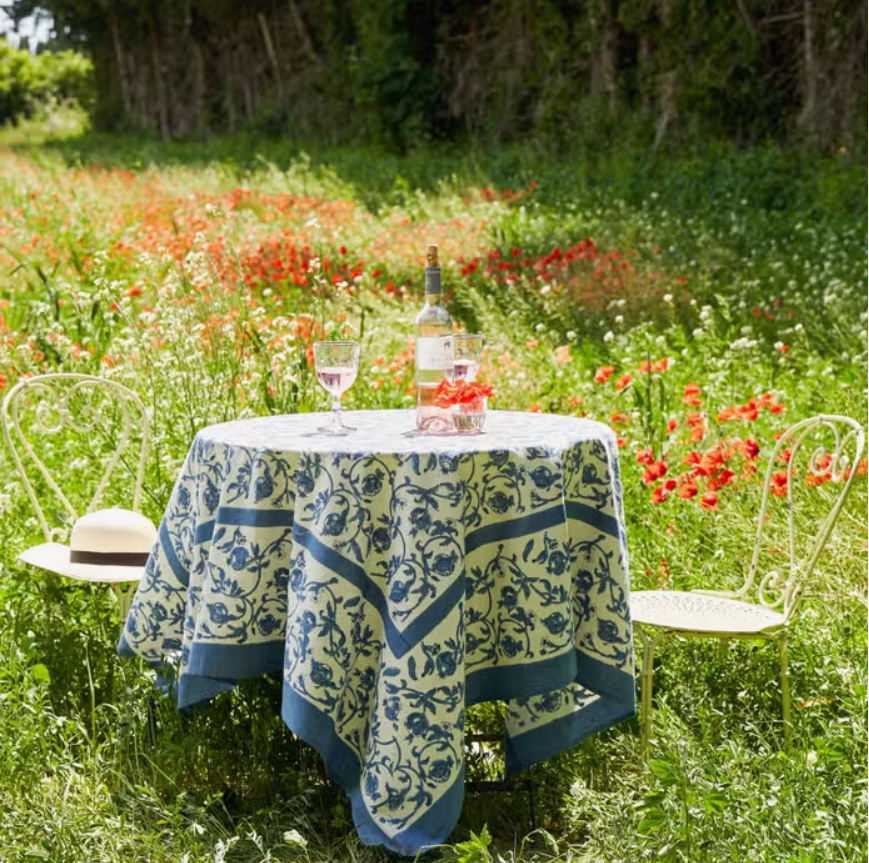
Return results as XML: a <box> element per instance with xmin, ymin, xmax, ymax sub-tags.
<box><xmin>119</xmin><ymin>409</ymin><xmax>635</xmax><ymax>854</ymax></box>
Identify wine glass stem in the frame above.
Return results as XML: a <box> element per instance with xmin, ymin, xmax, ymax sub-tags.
<box><xmin>331</xmin><ymin>396</ymin><xmax>343</xmax><ymax>431</ymax></box>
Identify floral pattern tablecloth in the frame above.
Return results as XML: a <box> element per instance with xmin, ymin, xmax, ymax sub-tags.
<box><xmin>119</xmin><ymin>409</ymin><xmax>635</xmax><ymax>854</ymax></box>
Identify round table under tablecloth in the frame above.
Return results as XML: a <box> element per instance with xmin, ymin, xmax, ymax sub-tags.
<box><xmin>120</xmin><ymin>410</ymin><xmax>635</xmax><ymax>854</ymax></box>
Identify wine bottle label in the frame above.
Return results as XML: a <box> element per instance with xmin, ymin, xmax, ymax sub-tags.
<box><xmin>416</xmin><ymin>336</ymin><xmax>453</xmax><ymax>370</ymax></box>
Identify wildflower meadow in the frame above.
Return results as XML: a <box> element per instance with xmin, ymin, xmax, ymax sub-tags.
<box><xmin>0</xmin><ymin>122</ymin><xmax>866</xmax><ymax>862</ymax></box>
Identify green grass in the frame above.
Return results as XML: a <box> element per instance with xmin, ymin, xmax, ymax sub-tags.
<box><xmin>0</xmin><ymin>117</ymin><xmax>866</xmax><ymax>862</ymax></box>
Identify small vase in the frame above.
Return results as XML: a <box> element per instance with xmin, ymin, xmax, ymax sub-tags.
<box><xmin>452</xmin><ymin>397</ymin><xmax>487</xmax><ymax>434</ymax></box>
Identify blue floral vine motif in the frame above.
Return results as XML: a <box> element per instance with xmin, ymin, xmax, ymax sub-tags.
<box><xmin>118</xmin><ymin>411</ymin><xmax>635</xmax><ymax>856</ymax></box>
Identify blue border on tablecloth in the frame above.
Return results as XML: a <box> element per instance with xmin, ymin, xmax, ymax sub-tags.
<box><xmin>125</xmin><ymin>631</ymin><xmax>632</xmax><ymax>714</ymax></box>
<box><xmin>575</xmin><ymin>649</ymin><xmax>636</xmax><ymax>702</ymax></box>
<box><xmin>134</xmin><ymin>637</ymin><xmax>635</xmax><ymax>714</ymax></box>
<box><xmin>564</xmin><ymin>501</ymin><xmax>620</xmax><ymax>538</ymax></box>
<box><xmin>281</xmin><ymin>680</ymin><xmax>466</xmax><ymax>857</ymax></box>
<box><xmin>504</xmin><ymin>686</ymin><xmax>634</xmax><ymax>773</ymax></box>
<box><xmin>190</xmin><ymin>501</ymin><xmax>620</xmax><ymax>553</ymax></box>
<box><xmin>159</xmin><ymin>521</ymin><xmax>189</xmax><ymax>587</ymax></box>
<box><xmin>185</xmin><ymin>639</ymin><xmax>284</xmax><ymax>679</ymax></box>
<box><xmin>501</xmin><ymin>651</ymin><xmax>636</xmax><ymax>774</ymax></box>
<box><xmin>153</xmin><ymin>641</ymin><xmax>579</xmax><ymax>712</ymax></box>
<box><xmin>192</xmin><ymin>508</ymin><xmax>296</xmax><ymax>546</ymax></box>
<box><xmin>464</xmin><ymin>505</ymin><xmax>565</xmax><ymax>553</ymax></box>
<box><xmin>466</xmin><ymin>649</ymin><xmax>575</xmax><ymax>704</ymax></box>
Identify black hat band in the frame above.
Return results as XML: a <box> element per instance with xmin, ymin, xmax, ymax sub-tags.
<box><xmin>69</xmin><ymin>550</ymin><xmax>151</xmax><ymax>566</ymax></box>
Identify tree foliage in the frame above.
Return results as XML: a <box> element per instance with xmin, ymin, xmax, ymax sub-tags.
<box><xmin>4</xmin><ymin>0</ymin><xmax>866</xmax><ymax>149</ymax></box>
<box><xmin>0</xmin><ymin>37</ymin><xmax>93</xmax><ymax>125</ymax></box>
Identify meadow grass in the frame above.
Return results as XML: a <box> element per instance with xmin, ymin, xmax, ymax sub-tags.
<box><xmin>0</xmin><ymin>121</ymin><xmax>866</xmax><ymax>862</ymax></box>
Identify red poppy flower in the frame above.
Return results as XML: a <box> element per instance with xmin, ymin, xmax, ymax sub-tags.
<box><xmin>434</xmin><ymin>379</ymin><xmax>496</xmax><ymax>408</ymax></box>
<box><xmin>771</xmin><ymin>470</ymin><xmax>789</xmax><ymax>497</ymax></box>
<box><xmin>615</xmin><ymin>373</ymin><xmax>632</xmax><ymax>392</ymax></box>
<box><xmin>805</xmin><ymin>471</ymin><xmax>830</xmax><ymax>487</ymax></box>
<box><xmin>638</xmin><ymin>357</ymin><xmax>669</xmax><ymax>374</ymax></box>
<box><xmin>643</xmin><ymin>461</ymin><xmax>668</xmax><ymax>485</ymax></box>
<box><xmin>699</xmin><ymin>492</ymin><xmax>719</xmax><ymax>510</ymax></box>
<box><xmin>739</xmin><ymin>439</ymin><xmax>760</xmax><ymax>460</ymax></box>
<box><xmin>679</xmin><ymin>481</ymin><xmax>699</xmax><ymax>499</ymax></box>
<box><xmin>594</xmin><ymin>365</ymin><xmax>615</xmax><ymax>384</ymax></box>
<box><xmin>651</xmin><ymin>485</ymin><xmax>671</xmax><ymax>504</ymax></box>
<box><xmin>689</xmin><ymin>422</ymin><xmax>707</xmax><ymax>443</ymax></box>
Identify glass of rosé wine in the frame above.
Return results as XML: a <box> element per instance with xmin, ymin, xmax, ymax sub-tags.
<box><xmin>313</xmin><ymin>341</ymin><xmax>360</xmax><ymax>436</ymax></box>
<box><xmin>452</xmin><ymin>334</ymin><xmax>484</xmax><ymax>382</ymax></box>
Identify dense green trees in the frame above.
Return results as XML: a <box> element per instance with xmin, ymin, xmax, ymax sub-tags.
<box><xmin>0</xmin><ymin>37</ymin><xmax>92</xmax><ymax>125</ymax></box>
<box><xmin>4</xmin><ymin>0</ymin><xmax>866</xmax><ymax>149</ymax></box>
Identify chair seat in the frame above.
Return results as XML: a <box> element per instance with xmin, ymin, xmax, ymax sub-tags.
<box><xmin>630</xmin><ymin>590</ymin><xmax>785</xmax><ymax>635</ymax></box>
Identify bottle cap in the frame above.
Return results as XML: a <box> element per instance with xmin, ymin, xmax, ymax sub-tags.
<box><xmin>426</xmin><ymin>244</ymin><xmax>439</xmax><ymax>268</ymax></box>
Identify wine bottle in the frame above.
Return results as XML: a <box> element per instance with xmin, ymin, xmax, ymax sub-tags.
<box><xmin>415</xmin><ymin>244</ymin><xmax>453</xmax><ymax>431</ymax></box>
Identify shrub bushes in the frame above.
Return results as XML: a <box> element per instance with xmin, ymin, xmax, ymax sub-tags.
<box><xmin>0</xmin><ymin>38</ymin><xmax>93</xmax><ymax>126</ymax></box>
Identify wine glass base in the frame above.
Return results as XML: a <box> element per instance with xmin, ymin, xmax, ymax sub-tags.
<box><xmin>313</xmin><ymin>426</ymin><xmax>354</xmax><ymax>436</ymax></box>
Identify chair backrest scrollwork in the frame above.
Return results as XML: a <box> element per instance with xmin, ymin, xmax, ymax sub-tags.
<box><xmin>1</xmin><ymin>374</ymin><xmax>150</xmax><ymax>542</ymax></box>
<box><xmin>740</xmin><ymin>415</ymin><xmax>865</xmax><ymax>621</ymax></box>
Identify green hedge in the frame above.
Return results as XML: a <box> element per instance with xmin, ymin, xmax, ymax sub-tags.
<box><xmin>0</xmin><ymin>39</ymin><xmax>93</xmax><ymax>126</ymax></box>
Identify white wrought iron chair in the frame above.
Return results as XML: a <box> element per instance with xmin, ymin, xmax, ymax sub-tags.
<box><xmin>630</xmin><ymin>415</ymin><xmax>865</xmax><ymax>747</ymax></box>
<box><xmin>1</xmin><ymin>374</ymin><xmax>151</xmax><ymax>622</ymax></box>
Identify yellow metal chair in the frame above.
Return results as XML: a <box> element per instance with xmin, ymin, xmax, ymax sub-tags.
<box><xmin>630</xmin><ymin>415</ymin><xmax>865</xmax><ymax>747</ymax></box>
<box><xmin>1</xmin><ymin>373</ymin><xmax>151</xmax><ymax>622</ymax></box>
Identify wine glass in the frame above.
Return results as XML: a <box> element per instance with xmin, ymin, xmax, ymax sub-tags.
<box><xmin>452</xmin><ymin>334</ymin><xmax>484</xmax><ymax>382</ymax></box>
<box><xmin>313</xmin><ymin>341</ymin><xmax>360</xmax><ymax>436</ymax></box>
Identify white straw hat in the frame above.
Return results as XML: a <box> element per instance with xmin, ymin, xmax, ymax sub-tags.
<box><xmin>19</xmin><ymin>508</ymin><xmax>157</xmax><ymax>584</ymax></box>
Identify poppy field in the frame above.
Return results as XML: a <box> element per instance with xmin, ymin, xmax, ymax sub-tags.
<box><xmin>0</xmin><ymin>126</ymin><xmax>866</xmax><ymax>862</ymax></box>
